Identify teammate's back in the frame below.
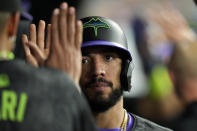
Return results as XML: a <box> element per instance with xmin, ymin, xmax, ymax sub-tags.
<box><xmin>0</xmin><ymin>59</ymin><xmax>97</xmax><ymax>131</ymax></box>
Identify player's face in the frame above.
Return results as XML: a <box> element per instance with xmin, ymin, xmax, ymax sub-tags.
<box><xmin>80</xmin><ymin>46</ymin><xmax>123</xmax><ymax>112</ymax></box>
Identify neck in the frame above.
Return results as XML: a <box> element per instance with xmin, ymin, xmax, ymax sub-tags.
<box><xmin>93</xmin><ymin>96</ymin><xmax>125</xmax><ymax>129</ymax></box>
<box><xmin>0</xmin><ymin>34</ymin><xmax>15</xmax><ymax>60</ymax></box>
<box><xmin>0</xmin><ymin>34</ymin><xmax>13</xmax><ymax>52</ymax></box>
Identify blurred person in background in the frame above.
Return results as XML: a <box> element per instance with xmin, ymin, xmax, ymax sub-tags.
<box><xmin>148</xmin><ymin>2</ymin><xmax>197</xmax><ymax>130</ymax></box>
<box><xmin>0</xmin><ymin>0</ymin><xmax>97</xmax><ymax>130</ymax></box>
<box><xmin>167</xmin><ymin>42</ymin><xmax>197</xmax><ymax>131</ymax></box>
<box><xmin>130</xmin><ymin>14</ymin><xmax>184</xmax><ymax>124</ymax></box>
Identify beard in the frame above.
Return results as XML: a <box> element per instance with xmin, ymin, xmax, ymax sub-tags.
<box><xmin>82</xmin><ymin>78</ymin><xmax>123</xmax><ymax>113</ymax></box>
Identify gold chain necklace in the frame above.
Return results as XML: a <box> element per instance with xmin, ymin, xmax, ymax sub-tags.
<box><xmin>120</xmin><ymin>109</ymin><xmax>128</xmax><ymax>131</ymax></box>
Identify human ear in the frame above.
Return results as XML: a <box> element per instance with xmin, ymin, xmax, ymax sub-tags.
<box><xmin>7</xmin><ymin>12</ymin><xmax>20</xmax><ymax>37</ymax></box>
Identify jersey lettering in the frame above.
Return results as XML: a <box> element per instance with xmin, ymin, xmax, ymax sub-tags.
<box><xmin>0</xmin><ymin>90</ymin><xmax>28</xmax><ymax>122</ymax></box>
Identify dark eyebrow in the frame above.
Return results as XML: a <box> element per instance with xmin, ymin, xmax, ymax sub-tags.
<box><xmin>81</xmin><ymin>50</ymin><xmax>90</xmax><ymax>56</ymax></box>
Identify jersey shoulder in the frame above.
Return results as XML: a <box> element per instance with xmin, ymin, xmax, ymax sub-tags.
<box><xmin>130</xmin><ymin>113</ymin><xmax>173</xmax><ymax>131</ymax></box>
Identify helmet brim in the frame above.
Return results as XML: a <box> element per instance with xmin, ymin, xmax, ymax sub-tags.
<box><xmin>82</xmin><ymin>40</ymin><xmax>132</xmax><ymax>61</ymax></box>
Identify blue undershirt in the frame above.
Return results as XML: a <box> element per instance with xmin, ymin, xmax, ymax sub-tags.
<box><xmin>98</xmin><ymin>113</ymin><xmax>134</xmax><ymax>131</ymax></box>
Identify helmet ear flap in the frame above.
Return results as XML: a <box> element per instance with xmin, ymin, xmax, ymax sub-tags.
<box><xmin>121</xmin><ymin>60</ymin><xmax>134</xmax><ymax>91</ymax></box>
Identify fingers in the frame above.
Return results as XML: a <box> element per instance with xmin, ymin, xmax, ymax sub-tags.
<box><xmin>22</xmin><ymin>34</ymin><xmax>31</xmax><ymax>56</ymax></box>
<box><xmin>28</xmin><ymin>41</ymin><xmax>46</xmax><ymax>62</ymax></box>
<box><xmin>68</xmin><ymin>7</ymin><xmax>76</xmax><ymax>44</ymax></box>
<box><xmin>46</xmin><ymin>24</ymin><xmax>51</xmax><ymax>52</ymax></box>
<box><xmin>49</xmin><ymin>8</ymin><xmax>63</xmax><ymax>63</ymax></box>
<box><xmin>75</xmin><ymin>20</ymin><xmax>83</xmax><ymax>49</ymax></box>
<box><xmin>29</xmin><ymin>24</ymin><xmax>37</xmax><ymax>44</ymax></box>
<box><xmin>22</xmin><ymin>34</ymin><xmax>38</xmax><ymax>67</ymax></box>
<box><xmin>51</xmin><ymin>9</ymin><xmax>60</xmax><ymax>53</ymax></box>
<box><xmin>37</xmin><ymin>20</ymin><xmax>46</xmax><ymax>50</ymax></box>
<box><xmin>59</xmin><ymin>3</ymin><xmax>68</xmax><ymax>43</ymax></box>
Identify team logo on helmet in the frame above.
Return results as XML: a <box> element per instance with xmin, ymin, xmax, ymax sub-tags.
<box><xmin>83</xmin><ymin>18</ymin><xmax>110</xmax><ymax>37</ymax></box>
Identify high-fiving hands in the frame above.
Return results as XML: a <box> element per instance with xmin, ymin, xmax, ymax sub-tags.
<box><xmin>22</xmin><ymin>2</ymin><xmax>83</xmax><ymax>90</ymax></box>
<box><xmin>22</xmin><ymin>21</ymin><xmax>51</xmax><ymax>67</ymax></box>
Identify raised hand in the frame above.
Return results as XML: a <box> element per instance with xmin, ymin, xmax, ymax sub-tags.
<box><xmin>45</xmin><ymin>3</ymin><xmax>83</xmax><ymax>86</ymax></box>
<box><xmin>22</xmin><ymin>2</ymin><xmax>83</xmax><ymax>90</ymax></box>
<box><xmin>147</xmin><ymin>3</ymin><xmax>196</xmax><ymax>44</ymax></box>
<box><xmin>22</xmin><ymin>20</ymin><xmax>51</xmax><ymax>67</ymax></box>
